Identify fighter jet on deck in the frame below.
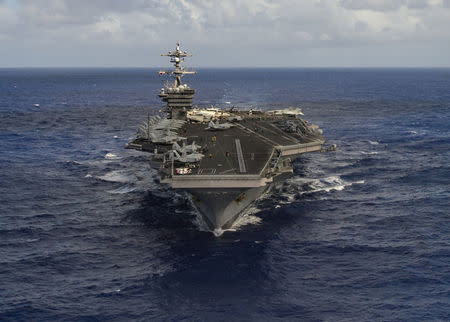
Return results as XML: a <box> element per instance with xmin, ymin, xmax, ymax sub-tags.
<box><xmin>150</xmin><ymin>130</ymin><xmax>186</xmax><ymax>144</ymax></box>
<box><xmin>205</xmin><ymin>120</ymin><xmax>234</xmax><ymax>131</ymax></box>
<box><xmin>171</xmin><ymin>150</ymin><xmax>204</xmax><ymax>163</ymax></box>
<box><xmin>172</xmin><ymin>141</ymin><xmax>201</xmax><ymax>154</ymax></box>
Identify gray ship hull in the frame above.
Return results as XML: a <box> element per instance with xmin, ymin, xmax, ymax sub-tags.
<box><xmin>187</xmin><ymin>186</ymin><xmax>270</xmax><ymax>230</ymax></box>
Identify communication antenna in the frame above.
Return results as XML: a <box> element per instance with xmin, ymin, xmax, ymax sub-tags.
<box><xmin>159</xmin><ymin>41</ymin><xmax>196</xmax><ymax>87</ymax></box>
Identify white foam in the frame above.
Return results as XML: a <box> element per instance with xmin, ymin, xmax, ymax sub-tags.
<box><xmin>212</xmin><ymin>208</ymin><xmax>263</xmax><ymax>236</ymax></box>
<box><xmin>241</xmin><ymin>205</ymin><xmax>262</xmax><ymax>216</ymax></box>
<box><xmin>368</xmin><ymin>140</ymin><xmax>379</xmax><ymax>145</ymax></box>
<box><xmin>107</xmin><ymin>185</ymin><xmax>136</xmax><ymax>194</ymax></box>
<box><xmin>85</xmin><ymin>174</ymin><xmax>93</xmax><ymax>178</ymax></box>
<box><xmin>280</xmin><ymin>175</ymin><xmax>365</xmax><ymax>200</ymax></box>
<box><xmin>361</xmin><ymin>151</ymin><xmax>379</xmax><ymax>155</ymax></box>
<box><xmin>322</xmin><ymin>175</ymin><xmax>342</xmax><ymax>184</ymax></box>
<box><xmin>233</xmin><ymin>212</ymin><xmax>262</xmax><ymax>228</ymax></box>
<box><xmin>104</xmin><ymin>152</ymin><xmax>120</xmax><ymax>160</ymax></box>
<box><xmin>97</xmin><ymin>170</ymin><xmax>137</xmax><ymax>183</ymax></box>
<box><xmin>334</xmin><ymin>161</ymin><xmax>353</xmax><ymax>167</ymax></box>
<box><xmin>300</xmin><ymin>176</ymin><xmax>342</xmax><ymax>194</ymax></box>
<box><xmin>212</xmin><ymin>228</ymin><xmax>226</xmax><ymax>237</ymax></box>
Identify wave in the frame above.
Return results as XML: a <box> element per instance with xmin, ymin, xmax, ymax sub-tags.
<box><xmin>97</xmin><ymin>170</ymin><xmax>138</xmax><ymax>183</ymax></box>
<box><xmin>276</xmin><ymin>175</ymin><xmax>365</xmax><ymax>202</ymax></box>
<box><xmin>212</xmin><ymin>207</ymin><xmax>263</xmax><ymax>237</ymax></box>
<box><xmin>296</xmin><ymin>178</ymin><xmax>345</xmax><ymax>195</ymax></box>
<box><xmin>104</xmin><ymin>152</ymin><xmax>120</xmax><ymax>160</ymax></box>
<box><xmin>107</xmin><ymin>185</ymin><xmax>137</xmax><ymax>194</ymax></box>
<box><xmin>230</xmin><ymin>208</ymin><xmax>262</xmax><ymax>228</ymax></box>
<box><xmin>298</xmin><ymin>175</ymin><xmax>365</xmax><ymax>195</ymax></box>
<box><xmin>189</xmin><ymin>175</ymin><xmax>365</xmax><ymax>236</ymax></box>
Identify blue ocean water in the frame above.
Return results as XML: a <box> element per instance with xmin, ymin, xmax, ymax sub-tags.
<box><xmin>0</xmin><ymin>68</ymin><xmax>449</xmax><ymax>321</ymax></box>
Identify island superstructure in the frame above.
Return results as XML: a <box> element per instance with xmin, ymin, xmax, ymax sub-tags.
<box><xmin>127</xmin><ymin>42</ymin><xmax>330</xmax><ymax>232</ymax></box>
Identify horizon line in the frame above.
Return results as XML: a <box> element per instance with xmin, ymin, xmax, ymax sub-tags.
<box><xmin>1</xmin><ymin>66</ymin><xmax>450</xmax><ymax>69</ymax></box>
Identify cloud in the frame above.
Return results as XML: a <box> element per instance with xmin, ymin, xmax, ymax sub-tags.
<box><xmin>0</xmin><ymin>0</ymin><xmax>449</xmax><ymax>66</ymax></box>
<box><xmin>339</xmin><ymin>0</ymin><xmax>406</xmax><ymax>11</ymax></box>
<box><xmin>339</xmin><ymin>0</ymin><xmax>438</xmax><ymax>11</ymax></box>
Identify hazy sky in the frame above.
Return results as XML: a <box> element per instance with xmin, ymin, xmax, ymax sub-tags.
<box><xmin>1</xmin><ymin>0</ymin><xmax>450</xmax><ymax>67</ymax></box>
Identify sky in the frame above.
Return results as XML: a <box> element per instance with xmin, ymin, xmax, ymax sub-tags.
<box><xmin>1</xmin><ymin>0</ymin><xmax>450</xmax><ymax>67</ymax></box>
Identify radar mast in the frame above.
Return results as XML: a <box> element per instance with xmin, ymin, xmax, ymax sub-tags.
<box><xmin>159</xmin><ymin>41</ymin><xmax>196</xmax><ymax>88</ymax></box>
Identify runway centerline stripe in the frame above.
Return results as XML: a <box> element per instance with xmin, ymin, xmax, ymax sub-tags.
<box><xmin>235</xmin><ymin>138</ymin><xmax>246</xmax><ymax>173</ymax></box>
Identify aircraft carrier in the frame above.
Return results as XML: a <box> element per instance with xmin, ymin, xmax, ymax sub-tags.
<box><xmin>127</xmin><ymin>42</ymin><xmax>332</xmax><ymax>233</ymax></box>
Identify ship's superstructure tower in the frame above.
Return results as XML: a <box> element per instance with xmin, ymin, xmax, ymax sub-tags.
<box><xmin>158</xmin><ymin>42</ymin><xmax>196</xmax><ymax>120</ymax></box>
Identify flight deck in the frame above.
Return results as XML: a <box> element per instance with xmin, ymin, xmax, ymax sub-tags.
<box><xmin>176</xmin><ymin>117</ymin><xmax>321</xmax><ymax>177</ymax></box>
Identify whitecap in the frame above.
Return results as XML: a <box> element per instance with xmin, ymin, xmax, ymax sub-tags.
<box><xmin>299</xmin><ymin>176</ymin><xmax>345</xmax><ymax>194</ymax></box>
<box><xmin>211</xmin><ymin>208</ymin><xmax>263</xmax><ymax>236</ymax></box>
<box><xmin>280</xmin><ymin>175</ymin><xmax>365</xmax><ymax>199</ymax></box>
<box><xmin>334</xmin><ymin>161</ymin><xmax>353</xmax><ymax>167</ymax></box>
<box><xmin>97</xmin><ymin>170</ymin><xmax>137</xmax><ymax>183</ymax></box>
<box><xmin>322</xmin><ymin>175</ymin><xmax>342</xmax><ymax>184</ymax></box>
<box><xmin>232</xmin><ymin>212</ymin><xmax>262</xmax><ymax>228</ymax></box>
<box><xmin>107</xmin><ymin>185</ymin><xmax>136</xmax><ymax>194</ymax></box>
<box><xmin>104</xmin><ymin>152</ymin><xmax>120</xmax><ymax>160</ymax></box>
<box><xmin>212</xmin><ymin>228</ymin><xmax>226</xmax><ymax>237</ymax></box>
<box><xmin>368</xmin><ymin>140</ymin><xmax>379</xmax><ymax>145</ymax></box>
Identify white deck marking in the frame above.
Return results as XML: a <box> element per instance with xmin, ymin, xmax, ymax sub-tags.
<box><xmin>198</xmin><ymin>168</ymin><xmax>216</xmax><ymax>175</ymax></box>
<box><xmin>235</xmin><ymin>138</ymin><xmax>247</xmax><ymax>173</ymax></box>
<box><xmin>219</xmin><ymin>168</ymin><xmax>237</xmax><ymax>174</ymax></box>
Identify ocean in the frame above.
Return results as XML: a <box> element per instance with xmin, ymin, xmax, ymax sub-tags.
<box><xmin>0</xmin><ymin>68</ymin><xmax>449</xmax><ymax>321</ymax></box>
